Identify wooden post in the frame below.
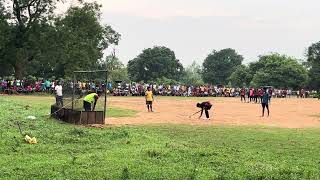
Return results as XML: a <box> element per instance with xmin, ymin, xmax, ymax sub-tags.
<box><xmin>103</xmin><ymin>71</ymin><xmax>107</xmax><ymax>124</ymax></box>
<box><xmin>72</xmin><ymin>73</ymin><xmax>76</xmax><ymax>110</ymax></box>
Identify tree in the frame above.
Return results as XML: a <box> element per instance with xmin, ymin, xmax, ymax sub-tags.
<box><xmin>182</xmin><ymin>61</ymin><xmax>204</xmax><ymax>86</ymax></box>
<box><xmin>127</xmin><ymin>46</ymin><xmax>184</xmax><ymax>82</ymax></box>
<box><xmin>249</xmin><ymin>54</ymin><xmax>308</xmax><ymax>89</ymax></box>
<box><xmin>0</xmin><ymin>1</ymin><xmax>120</xmax><ymax>78</ymax></box>
<box><xmin>202</xmin><ymin>48</ymin><xmax>243</xmax><ymax>85</ymax></box>
<box><xmin>228</xmin><ymin>65</ymin><xmax>251</xmax><ymax>87</ymax></box>
<box><xmin>1</xmin><ymin>0</ymin><xmax>62</xmax><ymax>79</ymax></box>
<box><xmin>52</xmin><ymin>2</ymin><xmax>120</xmax><ymax>77</ymax></box>
<box><xmin>306</xmin><ymin>42</ymin><xmax>320</xmax><ymax>90</ymax></box>
<box><xmin>0</xmin><ymin>2</ymin><xmax>13</xmax><ymax>76</ymax></box>
<box><xmin>100</xmin><ymin>55</ymin><xmax>129</xmax><ymax>83</ymax></box>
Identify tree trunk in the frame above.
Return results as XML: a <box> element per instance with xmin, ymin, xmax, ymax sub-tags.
<box><xmin>14</xmin><ymin>49</ymin><xmax>27</xmax><ymax>79</ymax></box>
<box><xmin>14</xmin><ymin>59</ymin><xmax>24</xmax><ymax>79</ymax></box>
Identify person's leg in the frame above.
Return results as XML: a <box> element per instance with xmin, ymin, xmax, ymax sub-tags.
<box><xmin>56</xmin><ymin>96</ymin><xmax>59</xmax><ymax>106</ymax></box>
<box><xmin>146</xmin><ymin>101</ymin><xmax>150</xmax><ymax>112</ymax></box>
<box><xmin>205</xmin><ymin>110</ymin><xmax>209</xmax><ymax>119</ymax></box>
<box><xmin>59</xmin><ymin>96</ymin><xmax>63</xmax><ymax>107</ymax></box>
<box><xmin>84</xmin><ymin>101</ymin><xmax>91</xmax><ymax>111</ymax></box>
<box><xmin>266</xmin><ymin>104</ymin><xmax>269</xmax><ymax>116</ymax></box>
<box><xmin>262</xmin><ymin>103</ymin><xmax>265</xmax><ymax>117</ymax></box>
<box><xmin>149</xmin><ymin>101</ymin><xmax>153</xmax><ymax>112</ymax></box>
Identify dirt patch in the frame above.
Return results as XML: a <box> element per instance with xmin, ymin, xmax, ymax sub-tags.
<box><xmin>106</xmin><ymin>97</ymin><xmax>320</xmax><ymax>128</ymax></box>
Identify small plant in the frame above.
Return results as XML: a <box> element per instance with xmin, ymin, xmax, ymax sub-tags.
<box><xmin>146</xmin><ymin>149</ymin><xmax>162</xmax><ymax>158</ymax></box>
<box><xmin>121</xmin><ymin>167</ymin><xmax>130</xmax><ymax>180</ymax></box>
<box><xmin>69</xmin><ymin>128</ymin><xmax>87</xmax><ymax>137</ymax></box>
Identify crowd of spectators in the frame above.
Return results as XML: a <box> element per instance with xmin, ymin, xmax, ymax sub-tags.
<box><xmin>0</xmin><ymin>78</ymin><xmax>318</xmax><ymax>98</ymax></box>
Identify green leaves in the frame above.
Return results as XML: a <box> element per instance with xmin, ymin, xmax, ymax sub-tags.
<box><xmin>249</xmin><ymin>54</ymin><xmax>308</xmax><ymax>89</ymax></box>
<box><xmin>128</xmin><ymin>46</ymin><xmax>184</xmax><ymax>83</ymax></box>
<box><xmin>307</xmin><ymin>42</ymin><xmax>320</xmax><ymax>90</ymax></box>
<box><xmin>202</xmin><ymin>48</ymin><xmax>243</xmax><ymax>85</ymax></box>
<box><xmin>0</xmin><ymin>1</ymin><xmax>120</xmax><ymax>78</ymax></box>
<box><xmin>228</xmin><ymin>65</ymin><xmax>251</xmax><ymax>87</ymax></box>
<box><xmin>182</xmin><ymin>61</ymin><xmax>204</xmax><ymax>86</ymax></box>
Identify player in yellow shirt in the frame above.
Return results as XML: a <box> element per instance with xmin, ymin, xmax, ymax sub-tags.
<box><xmin>145</xmin><ymin>87</ymin><xmax>154</xmax><ymax>112</ymax></box>
<box><xmin>83</xmin><ymin>92</ymin><xmax>100</xmax><ymax>111</ymax></box>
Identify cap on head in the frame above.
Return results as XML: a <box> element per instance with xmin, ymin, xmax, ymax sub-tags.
<box><xmin>196</xmin><ymin>103</ymin><xmax>201</xmax><ymax>108</ymax></box>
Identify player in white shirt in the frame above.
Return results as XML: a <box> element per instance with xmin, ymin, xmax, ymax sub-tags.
<box><xmin>54</xmin><ymin>82</ymin><xmax>63</xmax><ymax>106</ymax></box>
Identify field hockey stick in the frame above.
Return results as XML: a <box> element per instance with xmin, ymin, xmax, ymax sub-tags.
<box><xmin>49</xmin><ymin>97</ymin><xmax>83</xmax><ymax>116</ymax></box>
<box><xmin>189</xmin><ymin>110</ymin><xmax>202</xmax><ymax>118</ymax></box>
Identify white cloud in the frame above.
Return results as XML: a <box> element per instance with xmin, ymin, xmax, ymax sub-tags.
<box><xmin>55</xmin><ymin>0</ymin><xmax>320</xmax><ymax>65</ymax></box>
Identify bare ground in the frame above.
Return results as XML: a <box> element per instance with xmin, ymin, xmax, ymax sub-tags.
<box><xmin>106</xmin><ymin>96</ymin><xmax>320</xmax><ymax>128</ymax></box>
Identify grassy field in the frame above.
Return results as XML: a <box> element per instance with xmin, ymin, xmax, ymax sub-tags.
<box><xmin>1</xmin><ymin>96</ymin><xmax>320</xmax><ymax>179</ymax></box>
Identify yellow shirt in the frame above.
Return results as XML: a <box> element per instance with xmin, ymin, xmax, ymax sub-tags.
<box><xmin>145</xmin><ymin>91</ymin><xmax>153</xmax><ymax>101</ymax></box>
<box><xmin>84</xmin><ymin>93</ymin><xmax>98</xmax><ymax>103</ymax></box>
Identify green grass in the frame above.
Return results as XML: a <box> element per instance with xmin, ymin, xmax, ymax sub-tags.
<box><xmin>108</xmin><ymin>107</ymin><xmax>136</xmax><ymax>117</ymax></box>
<box><xmin>1</xmin><ymin>96</ymin><xmax>320</xmax><ymax>179</ymax></box>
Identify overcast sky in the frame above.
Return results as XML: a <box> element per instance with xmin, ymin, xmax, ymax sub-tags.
<box><xmin>60</xmin><ymin>0</ymin><xmax>320</xmax><ymax>66</ymax></box>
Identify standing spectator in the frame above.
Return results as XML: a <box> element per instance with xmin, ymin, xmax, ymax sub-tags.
<box><xmin>240</xmin><ymin>88</ymin><xmax>246</xmax><ymax>102</ymax></box>
<box><xmin>261</xmin><ymin>88</ymin><xmax>270</xmax><ymax>117</ymax></box>
<box><xmin>51</xmin><ymin>81</ymin><xmax>55</xmax><ymax>94</ymax></box>
<box><xmin>249</xmin><ymin>88</ymin><xmax>254</xmax><ymax>102</ymax></box>
<box><xmin>55</xmin><ymin>81</ymin><xmax>63</xmax><ymax>107</ymax></box>
<box><xmin>145</xmin><ymin>86</ymin><xmax>154</xmax><ymax>112</ymax></box>
<box><xmin>268</xmin><ymin>88</ymin><xmax>273</xmax><ymax>103</ymax></box>
<box><xmin>258</xmin><ymin>88</ymin><xmax>263</xmax><ymax>103</ymax></box>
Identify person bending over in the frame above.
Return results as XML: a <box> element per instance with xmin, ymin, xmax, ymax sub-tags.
<box><xmin>196</xmin><ymin>101</ymin><xmax>213</xmax><ymax>119</ymax></box>
<box><xmin>83</xmin><ymin>92</ymin><xmax>100</xmax><ymax>111</ymax></box>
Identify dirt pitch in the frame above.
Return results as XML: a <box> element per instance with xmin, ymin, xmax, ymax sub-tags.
<box><xmin>106</xmin><ymin>97</ymin><xmax>320</xmax><ymax>128</ymax></box>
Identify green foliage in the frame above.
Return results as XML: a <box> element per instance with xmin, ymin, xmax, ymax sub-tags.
<box><xmin>202</xmin><ymin>48</ymin><xmax>243</xmax><ymax>85</ymax></box>
<box><xmin>52</xmin><ymin>2</ymin><xmax>120</xmax><ymax>77</ymax></box>
<box><xmin>182</xmin><ymin>61</ymin><xmax>204</xmax><ymax>86</ymax></box>
<box><xmin>228</xmin><ymin>65</ymin><xmax>251</xmax><ymax>87</ymax></box>
<box><xmin>306</xmin><ymin>42</ymin><xmax>320</xmax><ymax>90</ymax></box>
<box><xmin>0</xmin><ymin>7</ymin><xmax>12</xmax><ymax>76</ymax></box>
<box><xmin>0</xmin><ymin>1</ymin><xmax>120</xmax><ymax>79</ymax></box>
<box><xmin>155</xmin><ymin>77</ymin><xmax>180</xmax><ymax>85</ymax></box>
<box><xmin>101</xmin><ymin>55</ymin><xmax>130</xmax><ymax>83</ymax></box>
<box><xmin>1</xmin><ymin>96</ymin><xmax>320</xmax><ymax>179</ymax></box>
<box><xmin>0</xmin><ymin>0</ymin><xmax>62</xmax><ymax>78</ymax></box>
<box><xmin>249</xmin><ymin>54</ymin><xmax>308</xmax><ymax>89</ymax></box>
<box><xmin>127</xmin><ymin>46</ymin><xmax>184</xmax><ymax>82</ymax></box>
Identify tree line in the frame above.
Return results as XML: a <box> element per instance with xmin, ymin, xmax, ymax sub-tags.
<box><xmin>0</xmin><ymin>0</ymin><xmax>120</xmax><ymax>79</ymax></box>
<box><xmin>127</xmin><ymin>46</ymin><xmax>319</xmax><ymax>90</ymax></box>
<box><xmin>0</xmin><ymin>1</ymin><xmax>319</xmax><ymax>90</ymax></box>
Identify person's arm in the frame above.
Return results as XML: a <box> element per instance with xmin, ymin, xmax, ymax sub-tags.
<box><xmin>199</xmin><ymin>108</ymin><xmax>204</xmax><ymax>118</ymax></box>
<box><xmin>92</xmin><ymin>95</ymin><xmax>98</xmax><ymax>111</ymax></box>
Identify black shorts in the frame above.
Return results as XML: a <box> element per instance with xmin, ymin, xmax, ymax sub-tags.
<box><xmin>83</xmin><ymin>100</ymin><xmax>92</xmax><ymax>111</ymax></box>
<box><xmin>146</xmin><ymin>101</ymin><xmax>153</xmax><ymax>105</ymax></box>
<box><xmin>262</xmin><ymin>103</ymin><xmax>269</xmax><ymax>108</ymax></box>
